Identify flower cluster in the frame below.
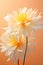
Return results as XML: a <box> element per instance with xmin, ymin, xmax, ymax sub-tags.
<box><xmin>0</xmin><ymin>7</ymin><xmax>43</xmax><ymax>63</ymax></box>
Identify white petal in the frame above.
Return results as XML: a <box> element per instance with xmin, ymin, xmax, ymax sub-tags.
<box><xmin>9</xmin><ymin>51</ymin><xmax>18</xmax><ymax>63</ymax></box>
<box><xmin>17</xmin><ymin>49</ymin><xmax>23</xmax><ymax>52</ymax></box>
<box><xmin>12</xmin><ymin>54</ymin><xmax>18</xmax><ymax>64</ymax></box>
<box><xmin>1</xmin><ymin>47</ymin><xmax>7</xmax><ymax>52</ymax></box>
<box><xmin>1</xmin><ymin>27</ymin><xmax>10</xmax><ymax>30</ymax></box>
<box><xmin>30</xmin><ymin>10</ymin><xmax>38</xmax><ymax>17</ymax></box>
<box><xmin>5</xmin><ymin>46</ymin><xmax>17</xmax><ymax>56</ymax></box>
<box><xmin>34</xmin><ymin>21</ymin><xmax>43</xmax><ymax>25</ymax></box>
<box><xmin>20</xmin><ymin>51</ymin><xmax>25</xmax><ymax>61</ymax></box>
<box><xmin>25</xmin><ymin>22</ymin><xmax>31</xmax><ymax>26</ymax></box>
<box><xmin>19</xmin><ymin>7</ymin><xmax>27</xmax><ymax>13</ymax></box>
<box><xmin>0</xmin><ymin>45</ymin><xmax>8</xmax><ymax>52</ymax></box>
<box><xmin>4</xmin><ymin>14</ymin><xmax>13</xmax><ymax>22</ymax></box>
<box><xmin>27</xmin><ymin>8</ymin><xmax>32</xmax><ymax>13</ymax></box>
<box><xmin>32</xmin><ymin>16</ymin><xmax>41</xmax><ymax>21</ymax></box>
<box><xmin>32</xmin><ymin>26</ymin><xmax>43</xmax><ymax>29</ymax></box>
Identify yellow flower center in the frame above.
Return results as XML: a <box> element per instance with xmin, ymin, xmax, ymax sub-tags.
<box><xmin>16</xmin><ymin>13</ymin><xmax>31</xmax><ymax>23</ymax></box>
<box><xmin>10</xmin><ymin>36</ymin><xmax>23</xmax><ymax>48</ymax></box>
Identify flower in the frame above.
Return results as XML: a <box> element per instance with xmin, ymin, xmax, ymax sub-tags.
<box><xmin>0</xmin><ymin>7</ymin><xmax>43</xmax><ymax>63</ymax></box>
<box><xmin>4</xmin><ymin>7</ymin><xmax>43</xmax><ymax>37</ymax></box>
<box><xmin>0</xmin><ymin>32</ymin><xmax>26</xmax><ymax>63</ymax></box>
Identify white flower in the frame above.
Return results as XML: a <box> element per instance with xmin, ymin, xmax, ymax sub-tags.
<box><xmin>0</xmin><ymin>7</ymin><xmax>43</xmax><ymax>63</ymax></box>
<box><xmin>0</xmin><ymin>32</ymin><xmax>26</xmax><ymax>63</ymax></box>
<box><xmin>4</xmin><ymin>7</ymin><xmax>43</xmax><ymax>36</ymax></box>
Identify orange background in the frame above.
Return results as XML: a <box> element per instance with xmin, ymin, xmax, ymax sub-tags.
<box><xmin>0</xmin><ymin>0</ymin><xmax>43</xmax><ymax>65</ymax></box>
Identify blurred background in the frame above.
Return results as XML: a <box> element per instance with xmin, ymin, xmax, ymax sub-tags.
<box><xmin>0</xmin><ymin>0</ymin><xmax>43</xmax><ymax>65</ymax></box>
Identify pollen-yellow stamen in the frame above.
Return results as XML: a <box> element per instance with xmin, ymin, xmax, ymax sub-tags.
<box><xmin>10</xmin><ymin>36</ymin><xmax>23</xmax><ymax>48</ymax></box>
<box><xmin>16</xmin><ymin>13</ymin><xmax>31</xmax><ymax>23</ymax></box>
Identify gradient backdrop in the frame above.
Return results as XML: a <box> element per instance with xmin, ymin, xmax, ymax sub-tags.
<box><xmin>0</xmin><ymin>0</ymin><xmax>43</xmax><ymax>65</ymax></box>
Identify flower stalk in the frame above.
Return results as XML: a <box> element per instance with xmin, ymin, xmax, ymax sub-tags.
<box><xmin>18</xmin><ymin>59</ymin><xmax>19</xmax><ymax>65</ymax></box>
<box><xmin>23</xmin><ymin>36</ymin><xmax>28</xmax><ymax>65</ymax></box>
